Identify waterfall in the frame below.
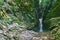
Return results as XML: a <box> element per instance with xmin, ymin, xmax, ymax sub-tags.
<box><xmin>39</xmin><ymin>18</ymin><xmax>43</xmax><ymax>32</ymax></box>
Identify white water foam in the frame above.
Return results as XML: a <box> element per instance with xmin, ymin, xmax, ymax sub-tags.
<box><xmin>39</xmin><ymin>18</ymin><xmax>43</xmax><ymax>32</ymax></box>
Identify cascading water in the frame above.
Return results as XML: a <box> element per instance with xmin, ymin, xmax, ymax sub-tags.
<box><xmin>39</xmin><ymin>18</ymin><xmax>43</xmax><ymax>32</ymax></box>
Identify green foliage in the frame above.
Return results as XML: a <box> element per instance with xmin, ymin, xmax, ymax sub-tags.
<box><xmin>0</xmin><ymin>0</ymin><xmax>4</xmax><ymax>5</ymax></box>
<box><xmin>13</xmin><ymin>0</ymin><xmax>37</xmax><ymax>30</ymax></box>
<box><xmin>50</xmin><ymin>17</ymin><xmax>60</xmax><ymax>40</ymax></box>
<box><xmin>45</xmin><ymin>0</ymin><xmax>60</xmax><ymax>20</ymax></box>
<box><xmin>44</xmin><ymin>0</ymin><xmax>60</xmax><ymax>40</ymax></box>
<box><xmin>0</xmin><ymin>0</ymin><xmax>37</xmax><ymax>31</ymax></box>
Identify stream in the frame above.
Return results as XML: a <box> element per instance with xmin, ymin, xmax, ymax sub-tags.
<box><xmin>39</xmin><ymin>18</ymin><xmax>43</xmax><ymax>32</ymax></box>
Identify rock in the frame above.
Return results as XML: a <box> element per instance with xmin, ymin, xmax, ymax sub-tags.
<box><xmin>0</xmin><ymin>30</ymin><xmax>3</xmax><ymax>33</ymax></box>
<box><xmin>32</xmin><ymin>32</ymin><xmax>54</xmax><ymax>40</ymax></box>
<box><xmin>20</xmin><ymin>30</ymin><xmax>38</xmax><ymax>40</ymax></box>
<box><xmin>0</xmin><ymin>23</ymin><xmax>38</xmax><ymax>40</ymax></box>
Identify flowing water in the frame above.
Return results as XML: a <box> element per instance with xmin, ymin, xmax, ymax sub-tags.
<box><xmin>39</xmin><ymin>18</ymin><xmax>43</xmax><ymax>32</ymax></box>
